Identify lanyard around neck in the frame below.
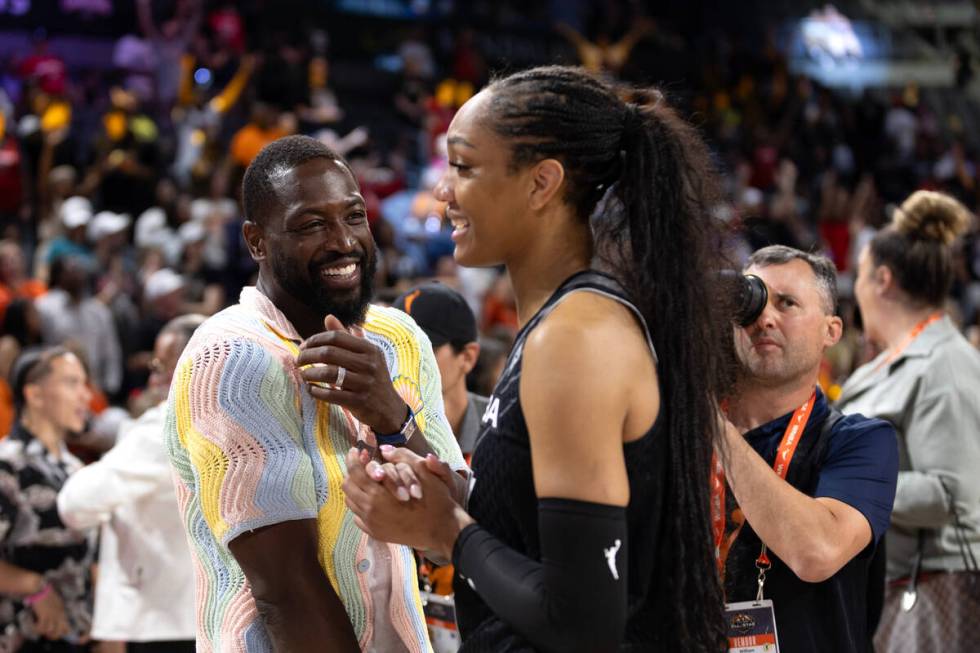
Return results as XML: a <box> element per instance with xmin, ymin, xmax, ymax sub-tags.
<box><xmin>871</xmin><ymin>312</ymin><xmax>942</xmax><ymax>375</ymax></box>
<box><xmin>711</xmin><ymin>389</ymin><xmax>817</xmax><ymax>581</ymax></box>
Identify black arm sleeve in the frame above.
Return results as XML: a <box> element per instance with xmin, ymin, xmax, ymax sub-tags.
<box><xmin>452</xmin><ymin>498</ymin><xmax>628</xmax><ymax>653</ymax></box>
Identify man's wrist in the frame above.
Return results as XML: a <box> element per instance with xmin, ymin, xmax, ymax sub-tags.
<box><xmin>375</xmin><ymin>404</ymin><xmax>410</xmax><ymax>437</ymax></box>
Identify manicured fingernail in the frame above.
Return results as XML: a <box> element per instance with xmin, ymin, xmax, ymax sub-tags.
<box><xmin>397</xmin><ymin>487</ymin><xmax>410</xmax><ymax>502</ymax></box>
<box><xmin>410</xmin><ymin>484</ymin><xmax>422</xmax><ymax>499</ymax></box>
<box><xmin>380</xmin><ymin>445</ymin><xmax>394</xmax><ymax>454</ymax></box>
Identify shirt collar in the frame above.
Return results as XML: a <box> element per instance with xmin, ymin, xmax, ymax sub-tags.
<box><xmin>239</xmin><ymin>286</ymin><xmax>302</xmax><ymax>343</ymax></box>
<box><xmin>8</xmin><ymin>421</ymin><xmax>35</xmax><ymax>445</ymax></box>
<box><xmin>9</xmin><ymin>421</ymin><xmax>72</xmax><ymax>462</ymax></box>
<box><xmin>743</xmin><ymin>386</ymin><xmax>829</xmax><ymax>443</ymax></box>
<box><xmin>897</xmin><ymin>314</ymin><xmax>954</xmax><ymax>360</ymax></box>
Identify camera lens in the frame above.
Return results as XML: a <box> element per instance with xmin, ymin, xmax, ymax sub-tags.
<box><xmin>734</xmin><ymin>274</ymin><xmax>768</xmax><ymax>326</ymax></box>
<box><xmin>718</xmin><ymin>270</ymin><xmax>768</xmax><ymax>326</ymax></box>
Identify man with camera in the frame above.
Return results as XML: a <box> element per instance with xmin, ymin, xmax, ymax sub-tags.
<box><xmin>717</xmin><ymin>245</ymin><xmax>899</xmax><ymax>653</ymax></box>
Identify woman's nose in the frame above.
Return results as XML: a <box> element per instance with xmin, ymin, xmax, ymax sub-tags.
<box><xmin>433</xmin><ymin>171</ymin><xmax>453</xmax><ymax>203</ymax></box>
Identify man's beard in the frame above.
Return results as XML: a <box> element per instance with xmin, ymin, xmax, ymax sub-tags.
<box><xmin>271</xmin><ymin>248</ymin><xmax>378</xmax><ymax>328</ymax></box>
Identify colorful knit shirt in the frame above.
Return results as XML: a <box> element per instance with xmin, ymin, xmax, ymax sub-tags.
<box><xmin>165</xmin><ymin>287</ymin><xmax>464</xmax><ymax>652</ymax></box>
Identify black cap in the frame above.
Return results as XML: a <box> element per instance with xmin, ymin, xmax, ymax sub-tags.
<box><xmin>393</xmin><ymin>282</ymin><xmax>478</xmax><ymax>347</ymax></box>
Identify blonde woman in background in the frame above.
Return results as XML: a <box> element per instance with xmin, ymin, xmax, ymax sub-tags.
<box><xmin>837</xmin><ymin>191</ymin><xmax>980</xmax><ymax>651</ymax></box>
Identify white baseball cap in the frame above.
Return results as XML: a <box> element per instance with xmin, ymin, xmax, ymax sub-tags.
<box><xmin>143</xmin><ymin>268</ymin><xmax>185</xmax><ymax>302</ymax></box>
<box><xmin>178</xmin><ymin>220</ymin><xmax>207</xmax><ymax>244</ymax></box>
<box><xmin>88</xmin><ymin>211</ymin><xmax>131</xmax><ymax>241</ymax></box>
<box><xmin>61</xmin><ymin>196</ymin><xmax>93</xmax><ymax>229</ymax></box>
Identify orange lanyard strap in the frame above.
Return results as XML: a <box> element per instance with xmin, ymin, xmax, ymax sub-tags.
<box><xmin>712</xmin><ymin>390</ymin><xmax>817</xmax><ymax>575</ymax></box>
<box><xmin>871</xmin><ymin>312</ymin><xmax>942</xmax><ymax>374</ymax></box>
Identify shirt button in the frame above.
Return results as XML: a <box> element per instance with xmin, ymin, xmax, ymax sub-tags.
<box><xmin>357</xmin><ymin>559</ymin><xmax>370</xmax><ymax>573</ymax></box>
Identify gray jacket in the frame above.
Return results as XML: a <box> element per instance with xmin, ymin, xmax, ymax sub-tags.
<box><xmin>837</xmin><ymin>316</ymin><xmax>980</xmax><ymax>579</ymax></box>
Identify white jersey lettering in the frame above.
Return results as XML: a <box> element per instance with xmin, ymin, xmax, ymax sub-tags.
<box><xmin>482</xmin><ymin>396</ymin><xmax>500</xmax><ymax>429</ymax></box>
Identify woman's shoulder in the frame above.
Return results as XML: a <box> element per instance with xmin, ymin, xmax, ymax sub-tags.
<box><xmin>524</xmin><ymin>290</ymin><xmax>653</xmax><ymax>382</ymax></box>
<box><xmin>920</xmin><ymin>329</ymin><xmax>980</xmax><ymax>377</ymax></box>
<box><xmin>536</xmin><ymin>288</ymin><xmax>644</xmax><ymax>339</ymax></box>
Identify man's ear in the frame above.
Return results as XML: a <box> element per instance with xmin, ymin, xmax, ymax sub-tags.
<box><xmin>460</xmin><ymin>341</ymin><xmax>481</xmax><ymax>375</ymax></box>
<box><xmin>825</xmin><ymin>315</ymin><xmax>844</xmax><ymax>348</ymax></box>
<box><xmin>527</xmin><ymin>159</ymin><xmax>565</xmax><ymax>212</ymax></box>
<box><xmin>242</xmin><ymin>221</ymin><xmax>266</xmax><ymax>263</ymax></box>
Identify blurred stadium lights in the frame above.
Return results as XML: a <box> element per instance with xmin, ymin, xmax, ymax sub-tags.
<box><xmin>336</xmin><ymin>0</ymin><xmax>454</xmax><ymax>19</ymax></box>
<box><xmin>783</xmin><ymin>4</ymin><xmax>955</xmax><ymax>91</ymax></box>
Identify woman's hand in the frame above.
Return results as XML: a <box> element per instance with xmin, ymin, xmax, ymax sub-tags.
<box><xmin>31</xmin><ymin>587</ymin><xmax>70</xmax><ymax>641</ymax></box>
<box><xmin>343</xmin><ymin>447</ymin><xmax>473</xmax><ymax>560</ymax></box>
<box><xmin>357</xmin><ymin>446</ymin><xmax>423</xmax><ymax>502</ymax></box>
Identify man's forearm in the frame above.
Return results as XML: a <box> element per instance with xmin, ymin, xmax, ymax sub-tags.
<box><xmin>721</xmin><ymin>427</ymin><xmax>844</xmax><ymax>580</ymax></box>
<box><xmin>0</xmin><ymin>560</ymin><xmax>45</xmax><ymax>596</ymax></box>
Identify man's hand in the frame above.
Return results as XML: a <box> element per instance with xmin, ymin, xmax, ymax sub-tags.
<box><xmin>297</xmin><ymin>315</ymin><xmax>408</xmax><ymax>434</ymax></box>
<box><xmin>32</xmin><ymin>587</ymin><xmax>70</xmax><ymax>641</ymax></box>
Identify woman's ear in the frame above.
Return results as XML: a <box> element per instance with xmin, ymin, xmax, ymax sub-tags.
<box><xmin>874</xmin><ymin>264</ymin><xmax>894</xmax><ymax>296</ymax></box>
<box><xmin>22</xmin><ymin>382</ymin><xmax>41</xmax><ymax>411</ymax></box>
<box><xmin>527</xmin><ymin>159</ymin><xmax>565</xmax><ymax>212</ymax></box>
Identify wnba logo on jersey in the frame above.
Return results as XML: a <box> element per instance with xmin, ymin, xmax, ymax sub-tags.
<box><xmin>482</xmin><ymin>396</ymin><xmax>500</xmax><ymax>429</ymax></box>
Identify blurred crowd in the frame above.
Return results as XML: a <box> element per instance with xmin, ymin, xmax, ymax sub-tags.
<box><xmin>0</xmin><ymin>2</ymin><xmax>977</xmax><ymax>439</ymax></box>
<box><xmin>0</xmin><ymin>0</ymin><xmax>978</xmax><ymax>650</ymax></box>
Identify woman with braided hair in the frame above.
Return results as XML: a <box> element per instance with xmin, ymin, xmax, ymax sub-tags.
<box><xmin>343</xmin><ymin>65</ymin><xmax>729</xmax><ymax>651</ymax></box>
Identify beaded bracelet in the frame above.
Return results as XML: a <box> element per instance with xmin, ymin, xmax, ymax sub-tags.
<box><xmin>23</xmin><ymin>582</ymin><xmax>53</xmax><ymax>607</ymax></box>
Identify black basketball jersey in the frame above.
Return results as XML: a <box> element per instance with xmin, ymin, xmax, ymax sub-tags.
<box><xmin>454</xmin><ymin>270</ymin><xmax>668</xmax><ymax>651</ymax></box>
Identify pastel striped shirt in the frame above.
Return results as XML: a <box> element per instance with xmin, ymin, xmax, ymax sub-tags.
<box><xmin>165</xmin><ymin>287</ymin><xmax>464</xmax><ymax>652</ymax></box>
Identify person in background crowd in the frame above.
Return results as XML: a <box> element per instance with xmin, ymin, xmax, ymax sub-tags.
<box><xmin>0</xmin><ymin>240</ymin><xmax>46</xmax><ymax>325</ymax></box>
<box><xmin>135</xmin><ymin>0</ymin><xmax>202</xmax><ymax>113</ymax></box>
<box><xmin>166</xmin><ymin>135</ymin><xmax>465</xmax><ymax>651</ymax></box>
<box><xmin>36</xmin><ymin>256</ymin><xmax>122</xmax><ymax>398</ymax></box>
<box><xmin>345</xmin><ymin>65</ymin><xmax>730</xmax><ymax>652</ymax></box>
<box><xmin>0</xmin><ymin>298</ymin><xmax>44</xmax><ymax>437</ymax></box>
<box><xmin>555</xmin><ymin>18</ymin><xmax>654</xmax><ymax>78</ymax></box>
<box><xmin>0</xmin><ymin>112</ymin><xmax>28</xmax><ymax>242</ymax></box>
<box><xmin>229</xmin><ymin>101</ymin><xmax>292</xmax><ymax>169</ymax></box>
<box><xmin>58</xmin><ymin>315</ymin><xmax>206</xmax><ymax>653</ymax></box>
<box><xmin>394</xmin><ymin>282</ymin><xmax>486</xmax><ymax>458</ymax></box>
<box><xmin>393</xmin><ymin>282</ymin><xmax>487</xmax><ymax>608</ymax></box>
<box><xmin>465</xmin><ymin>335</ymin><xmax>510</xmax><ymax>398</ymax></box>
<box><xmin>719</xmin><ymin>245</ymin><xmax>897</xmax><ymax>653</ymax></box>
<box><xmin>837</xmin><ymin>190</ymin><xmax>980</xmax><ymax>652</ymax></box>
<box><xmin>45</xmin><ymin>198</ymin><xmax>95</xmax><ymax>271</ymax></box>
<box><xmin>0</xmin><ymin>347</ymin><xmax>94</xmax><ymax>651</ymax></box>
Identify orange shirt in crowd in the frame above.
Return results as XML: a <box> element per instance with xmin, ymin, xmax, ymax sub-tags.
<box><xmin>0</xmin><ymin>379</ymin><xmax>13</xmax><ymax>438</ymax></box>
<box><xmin>0</xmin><ymin>279</ymin><xmax>46</xmax><ymax>325</ymax></box>
<box><xmin>230</xmin><ymin>124</ymin><xmax>290</xmax><ymax>167</ymax></box>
